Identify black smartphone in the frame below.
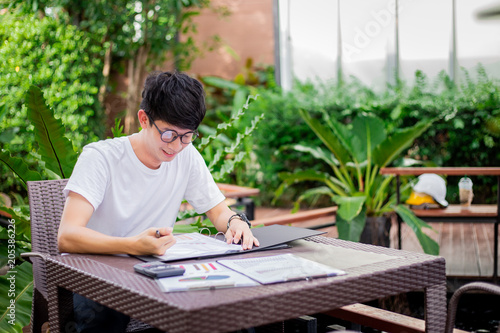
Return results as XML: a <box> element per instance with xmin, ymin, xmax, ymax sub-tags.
<box><xmin>134</xmin><ymin>261</ymin><xmax>185</xmax><ymax>278</ymax></box>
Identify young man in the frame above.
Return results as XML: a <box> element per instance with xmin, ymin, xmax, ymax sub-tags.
<box><xmin>58</xmin><ymin>71</ymin><xmax>259</xmax><ymax>332</ymax></box>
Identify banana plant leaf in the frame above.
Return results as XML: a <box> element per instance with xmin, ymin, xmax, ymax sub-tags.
<box><xmin>395</xmin><ymin>205</ymin><xmax>439</xmax><ymax>255</ymax></box>
<box><xmin>351</xmin><ymin>114</ymin><xmax>386</xmax><ymax>163</ymax></box>
<box><xmin>336</xmin><ymin>206</ymin><xmax>367</xmax><ymax>242</ymax></box>
<box><xmin>0</xmin><ymin>151</ymin><xmax>42</xmax><ymax>187</ymax></box>
<box><xmin>25</xmin><ymin>85</ymin><xmax>78</xmax><ymax>179</ymax></box>
<box><xmin>332</xmin><ymin>195</ymin><xmax>366</xmax><ymax>221</ymax></box>
<box><xmin>0</xmin><ymin>262</ymin><xmax>33</xmax><ymax>332</ymax></box>
<box><xmin>373</xmin><ymin>120</ymin><xmax>433</xmax><ymax>167</ymax></box>
<box><xmin>0</xmin><ymin>221</ymin><xmax>31</xmax><ymax>269</ymax></box>
<box><xmin>275</xmin><ymin>170</ymin><xmax>347</xmax><ymax>198</ymax></box>
<box><xmin>299</xmin><ymin>109</ymin><xmax>351</xmax><ymax>168</ymax></box>
<box><xmin>0</xmin><ymin>207</ymin><xmax>31</xmax><ymax>242</ymax></box>
<box><xmin>288</xmin><ymin>144</ymin><xmax>339</xmax><ymax>170</ymax></box>
<box><xmin>292</xmin><ymin>186</ymin><xmax>336</xmax><ymax>213</ymax></box>
<box><xmin>323</xmin><ymin>112</ymin><xmax>361</xmax><ymax>159</ymax></box>
<box><xmin>203</xmin><ymin>76</ymin><xmax>249</xmax><ymax>116</ymax></box>
<box><xmin>202</xmin><ymin>76</ymin><xmax>243</xmax><ymax>91</ymax></box>
<box><xmin>0</xmin><ymin>103</ymin><xmax>5</xmax><ymax>120</ymax></box>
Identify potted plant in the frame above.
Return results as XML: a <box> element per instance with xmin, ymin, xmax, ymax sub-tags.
<box><xmin>275</xmin><ymin>110</ymin><xmax>439</xmax><ymax>255</ymax></box>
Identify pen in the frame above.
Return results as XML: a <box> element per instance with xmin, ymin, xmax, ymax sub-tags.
<box><xmin>155</xmin><ymin>230</ymin><xmax>161</xmax><ymax>238</ymax></box>
<box><xmin>186</xmin><ymin>282</ymin><xmax>235</xmax><ymax>290</ymax></box>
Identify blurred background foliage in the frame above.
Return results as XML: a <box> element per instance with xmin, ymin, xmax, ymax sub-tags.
<box><xmin>1</xmin><ymin>1</ymin><xmax>499</xmax><ymax>210</ymax></box>
<box><xmin>0</xmin><ymin>0</ymin><xmax>208</xmax><ymax>195</ymax></box>
<box><xmin>231</xmin><ymin>65</ymin><xmax>500</xmax><ymax>206</ymax></box>
<box><xmin>0</xmin><ymin>9</ymin><xmax>106</xmax><ymax>194</ymax></box>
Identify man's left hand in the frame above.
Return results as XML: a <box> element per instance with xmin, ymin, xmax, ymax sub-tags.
<box><xmin>225</xmin><ymin>219</ymin><xmax>260</xmax><ymax>250</ymax></box>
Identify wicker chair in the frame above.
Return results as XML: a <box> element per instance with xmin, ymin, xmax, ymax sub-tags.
<box><xmin>445</xmin><ymin>281</ymin><xmax>500</xmax><ymax>333</ymax></box>
<box><xmin>24</xmin><ymin>179</ymin><xmax>152</xmax><ymax>333</ymax></box>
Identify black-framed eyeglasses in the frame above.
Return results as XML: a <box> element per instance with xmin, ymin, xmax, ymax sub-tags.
<box><xmin>150</xmin><ymin>119</ymin><xmax>198</xmax><ymax>144</ymax></box>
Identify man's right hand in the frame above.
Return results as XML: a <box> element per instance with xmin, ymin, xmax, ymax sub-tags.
<box><xmin>59</xmin><ymin>192</ymin><xmax>178</xmax><ymax>255</ymax></box>
<box><xmin>130</xmin><ymin>227</ymin><xmax>176</xmax><ymax>256</ymax></box>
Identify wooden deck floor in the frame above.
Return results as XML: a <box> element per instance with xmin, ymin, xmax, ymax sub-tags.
<box><xmin>398</xmin><ymin>221</ymin><xmax>499</xmax><ymax>278</ymax></box>
<box><xmin>254</xmin><ymin>207</ymin><xmax>499</xmax><ymax>279</ymax></box>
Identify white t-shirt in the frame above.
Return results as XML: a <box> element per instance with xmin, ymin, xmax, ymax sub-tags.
<box><xmin>64</xmin><ymin>135</ymin><xmax>225</xmax><ymax>237</ymax></box>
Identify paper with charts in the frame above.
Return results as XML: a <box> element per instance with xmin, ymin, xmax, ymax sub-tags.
<box><xmin>156</xmin><ymin>261</ymin><xmax>258</xmax><ymax>292</ymax></box>
<box><xmin>217</xmin><ymin>253</ymin><xmax>346</xmax><ymax>285</ymax></box>
<box><xmin>155</xmin><ymin>233</ymin><xmax>242</xmax><ymax>261</ymax></box>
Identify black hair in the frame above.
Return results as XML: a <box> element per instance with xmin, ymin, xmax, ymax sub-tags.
<box><xmin>139</xmin><ymin>71</ymin><xmax>206</xmax><ymax>130</ymax></box>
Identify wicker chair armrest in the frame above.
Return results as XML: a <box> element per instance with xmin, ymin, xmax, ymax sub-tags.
<box><xmin>21</xmin><ymin>252</ymin><xmax>49</xmax><ymax>262</ymax></box>
<box><xmin>445</xmin><ymin>282</ymin><xmax>500</xmax><ymax>333</ymax></box>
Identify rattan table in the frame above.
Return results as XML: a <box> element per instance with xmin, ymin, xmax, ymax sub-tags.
<box><xmin>44</xmin><ymin>236</ymin><xmax>446</xmax><ymax>333</ymax></box>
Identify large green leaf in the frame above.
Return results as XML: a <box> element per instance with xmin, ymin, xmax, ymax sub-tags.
<box><xmin>292</xmin><ymin>186</ymin><xmax>336</xmax><ymax>213</ymax></box>
<box><xmin>299</xmin><ymin>109</ymin><xmax>351</xmax><ymax>167</ymax></box>
<box><xmin>0</xmin><ymin>151</ymin><xmax>42</xmax><ymax>187</ymax></box>
<box><xmin>275</xmin><ymin>170</ymin><xmax>347</xmax><ymax>199</ymax></box>
<box><xmin>0</xmin><ymin>208</ymin><xmax>31</xmax><ymax>242</ymax></box>
<box><xmin>0</xmin><ymin>222</ymin><xmax>32</xmax><ymax>269</ymax></box>
<box><xmin>325</xmin><ymin>114</ymin><xmax>357</xmax><ymax>158</ymax></box>
<box><xmin>25</xmin><ymin>85</ymin><xmax>78</xmax><ymax>178</ymax></box>
<box><xmin>332</xmin><ymin>195</ymin><xmax>366</xmax><ymax>221</ymax></box>
<box><xmin>289</xmin><ymin>144</ymin><xmax>339</xmax><ymax>170</ymax></box>
<box><xmin>395</xmin><ymin>205</ymin><xmax>439</xmax><ymax>255</ymax></box>
<box><xmin>0</xmin><ymin>103</ymin><xmax>6</xmax><ymax>121</ymax></box>
<box><xmin>232</xmin><ymin>89</ymin><xmax>249</xmax><ymax>116</ymax></box>
<box><xmin>0</xmin><ymin>262</ymin><xmax>33</xmax><ymax>332</ymax></box>
<box><xmin>202</xmin><ymin>76</ymin><xmax>243</xmax><ymax>91</ymax></box>
<box><xmin>351</xmin><ymin>114</ymin><xmax>386</xmax><ymax>163</ymax></box>
<box><xmin>336</xmin><ymin>206</ymin><xmax>367</xmax><ymax>242</ymax></box>
<box><xmin>373</xmin><ymin>119</ymin><xmax>433</xmax><ymax>167</ymax></box>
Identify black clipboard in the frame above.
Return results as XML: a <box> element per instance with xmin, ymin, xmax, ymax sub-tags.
<box><xmin>251</xmin><ymin>225</ymin><xmax>325</xmax><ymax>249</ymax></box>
<box><xmin>135</xmin><ymin>225</ymin><xmax>325</xmax><ymax>263</ymax></box>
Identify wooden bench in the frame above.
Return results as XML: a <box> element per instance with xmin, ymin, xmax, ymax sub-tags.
<box><xmin>250</xmin><ymin>206</ymin><xmax>337</xmax><ymax>228</ymax></box>
<box><xmin>380</xmin><ymin>167</ymin><xmax>500</xmax><ymax>280</ymax></box>
<box><xmin>325</xmin><ymin>303</ymin><xmax>468</xmax><ymax>333</ymax></box>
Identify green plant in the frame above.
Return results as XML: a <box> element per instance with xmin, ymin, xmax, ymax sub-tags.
<box><xmin>276</xmin><ymin>110</ymin><xmax>439</xmax><ymax>255</ymax></box>
<box><xmin>239</xmin><ymin>82</ymin><xmax>331</xmax><ymax>204</ymax></box>
<box><xmin>200</xmin><ymin>62</ymin><xmax>273</xmax><ymax>187</ymax></box>
<box><xmin>197</xmin><ymin>95</ymin><xmax>265</xmax><ymax>182</ymax></box>
<box><xmin>0</xmin><ymin>85</ymin><xmax>79</xmax><ymax>331</ymax></box>
<box><xmin>0</xmin><ymin>9</ymin><xmax>106</xmax><ymax>195</ymax></box>
<box><xmin>1</xmin><ymin>86</ymin><xmax>78</xmax><ymax>184</ymax></box>
<box><xmin>0</xmin><ymin>262</ymin><xmax>33</xmax><ymax>332</ymax></box>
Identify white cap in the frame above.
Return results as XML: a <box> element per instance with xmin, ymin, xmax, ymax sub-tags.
<box><xmin>413</xmin><ymin>173</ymin><xmax>449</xmax><ymax>208</ymax></box>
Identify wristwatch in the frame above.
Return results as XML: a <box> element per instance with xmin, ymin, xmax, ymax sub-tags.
<box><xmin>227</xmin><ymin>212</ymin><xmax>251</xmax><ymax>231</ymax></box>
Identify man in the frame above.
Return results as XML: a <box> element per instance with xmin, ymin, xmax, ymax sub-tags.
<box><xmin>58</xmin><ymin>71</ymin><xmax>259</xmax><ymax>332</ymax></box>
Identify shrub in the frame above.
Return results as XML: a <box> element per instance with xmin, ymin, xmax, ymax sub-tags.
<box><xmin>239</xmin><ymin>67</ymin><xmax>499</xmax><ymax>206</ymax></box>
<box><xmin>0</xmin><ymin>11</ymin><xmax>106</xmax><ymax>193</ymax></box>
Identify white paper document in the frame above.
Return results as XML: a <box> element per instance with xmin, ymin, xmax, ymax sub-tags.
<box><xmin>218</xmin><ymin>253</ymin><xmax>346</xmax><ymax>284</ymax></box>
<box><xmin>155</xmin><ymin>233</ymin><xmax>242</xmax><ymax>261</ymax></box>
<box><xmin>156</xmin><ymin>261</ymin><xmax>259</xmax><ymax>292</ymax></box>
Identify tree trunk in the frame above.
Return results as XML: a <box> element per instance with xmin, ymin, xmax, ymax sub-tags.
<box><xmin>360</xmin><ymin>215</ymin><xmax>391</xmax><ymax>247</ymax></box>
<box><xmin>98</xmin><ymin>41</ymin><xmax>112</xmax><ymax>106</ymax></box>
<box><xmin>124</xmin><ymin>45</ymin><xmax>150</xmax><ymax>134</ymax></box>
